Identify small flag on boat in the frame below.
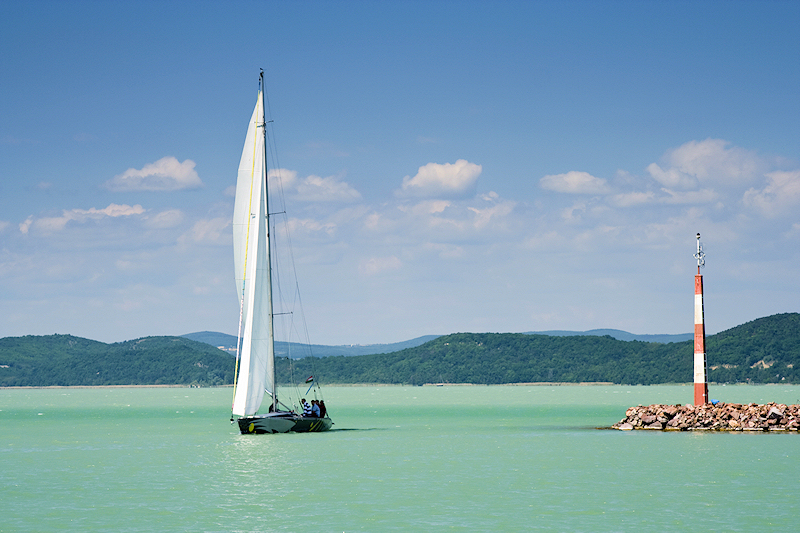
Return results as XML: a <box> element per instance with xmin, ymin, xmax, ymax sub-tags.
<box><xmin>305</xmin><ymin>376</ymin><xmax>314</xmax><ymax>383</ymax></box>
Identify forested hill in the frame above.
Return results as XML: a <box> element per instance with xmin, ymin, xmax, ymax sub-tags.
<box><xmin>0</xmin><ymin>335</ymin><xmax>233</xmax><ymax>387</ymax></box>
<box><xmin>282</xmin><ymin>313</ymin><xmax>800</xmax><ymax>386</ymax></box>
<box><xmin>2</xmin><ymin>313</ymin><xmax>798</xmax><ymax>387</ymax></box>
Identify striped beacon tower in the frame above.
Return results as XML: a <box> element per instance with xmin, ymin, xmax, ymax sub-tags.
<box><xmin>693</xmin><ymin>233</ymin><xmax>708</xmax><ymax>405</ymax></box>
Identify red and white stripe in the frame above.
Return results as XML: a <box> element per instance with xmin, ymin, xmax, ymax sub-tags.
<box><xmin>694</xmin><ymin>273</ymin><xmax>708</xmax><ymax>405</ymax></box>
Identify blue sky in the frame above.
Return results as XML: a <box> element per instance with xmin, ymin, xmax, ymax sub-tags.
<box><xmin>1</xmin><ymin>0</ymin><xmax>798</xmax><ymax>345</ymax></box>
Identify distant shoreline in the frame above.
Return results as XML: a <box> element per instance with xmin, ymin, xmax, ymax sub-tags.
<box><xmin>3</xmin><ymin>381</ymin><xmax>792</xmax><ymax>390</ymax></box>
<box><xmin>2</xmin><ymin>381</ymin><xmax>634</xmax><ymax>390</ymax></box>
<box><xmin>0</xmin><ymin>384</ymin><xmax>221</xmax><ymax>390</ymax></box>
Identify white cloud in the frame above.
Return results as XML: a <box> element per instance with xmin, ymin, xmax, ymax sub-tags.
<box><xmin>377</xmin><ymin>191</ymin><xmax>518</xmax><ymax>241</ymax></box>
<box><xmin>540</xmin><ymin>171</ymin><xmax>610</xmax><ymax>194</ymax></box>
<box><xmin>615</xmin><ymin>139</ymin><xmax>772</xmax><ymax>210</ymax></box>
<box><xmin>650</xmin><ymin>139</ymin><xmax>763</xmax><ymax>189</ymax></box>
<box><xmin>105</xmin><ymin>157</ymin><xmax>203</xmax><ymax>192</ymax></box>
<box><xmin>658</xmin><ymin>188</ymin><xmax>718</xmax><ymax>205</ymax></box>
<box><xmin>743</xmin><ymin>170</ymin><xmax>800</xmax><ymax>217</ymax></box>
<box><xmin>786</xmin><ymin>222</ymin><xmax>800</xmax><ymax>239</ymax></box>
<box><xmin>287</xmin><ymin>218</ymin><xmax>337</xmax><ymax>237</ymax></box>
<box><xmin>363</xmin><ymin>211</ymin><xmax>400</xmax><ymax>233</ymax></box>
<box><xmin>403</xmin><ymin>200</ymin><xmax>452</xmax><ymax>217</ymax></box>
<box><xmin>561</xmin><ymin>202</ymin><xmax>587</xmax><ymax>223</ymax></box>
<box><xmin>19</xmin><ymin>217</ymin><xmax>32</xmax><ymax>234</ymax></box>
<box><xmin>92</xmin><ymin>204</ymin><xmax>145</xmax><ymax>218</ymax></box>
<box><xmin>468</xmin><ymin>197</ymin><xmax>515</xmax><ymax>229</ymax></box>
<box><xmin>364</xmin><ymin>212</ymin><xmax>382</xmax><ymax>230</ymax></box>
<box><xmin>178</xmin><ymin>217</ymin><xmax>230</xmax><ymax>246</ymax></box>
<box><xmin>668</xmin><ymin>139</ymin><xmax>762</xmax><ymax>183</ymax></box>
<box><xmin>646</xmin><ymin>163</ymin><xmax>697</xmax><ymax>190</ymax></box>
<box><xmin>397</xmin><ymin>200</ymin><xmax>465</xmax><ymax>233</ymax></box>
<box><xmin>359</xmin><ymin>255</ymin><xmax>402</xmax><ymax>275</ymax></box>
<box><xmin>268</xmin><ymin>168</ymin><xmax>360</xmax><ymax>203</ymax></box>
<box><xmin>144</xmin><ymin>209</ymin><xmax>184</xmax><ymax>229</ymax></box>
<box><xmin>268</xmin><ymin>169</ymin><xmax>298</xmax><ymax>190</ymax></box>
<box><xmin>20</xmin><ymin>204</ymin><xmax>145</xmax><ymax>234</ymax></box>
<box><xmin>397</xmin><ymin>159</ymin><xmax>482</xmax><ymax>197</ymax></box>
<box><xmin>296</xmin><ymin>175</ymin><xmax>362</xmax><ymax>202</ymax></box>
<box><xmin>608</xmin><ymin>191</ymin><xmax>656</xmax><ymax>207</ymax></box>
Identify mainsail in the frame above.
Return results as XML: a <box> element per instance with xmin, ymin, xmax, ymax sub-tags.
<box><xmin>231</xmin><ymin>88</ymin><xmax>275</xmax><ymax>417</ymax></box>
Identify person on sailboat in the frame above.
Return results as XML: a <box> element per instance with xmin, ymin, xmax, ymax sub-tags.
<box><xmin>319</xmin><ymin>400</ymin><xmax>327</xmax><ymax>418</ymax></box>
<box><xmin>311</xmin><ymin>400</ymin><xmax>321</xmax><ymax>417</ymax></box>
<box><xmin>302</xmin><ymin>398</ymin><xmax>312</xmax><ymax>416</ymax></box>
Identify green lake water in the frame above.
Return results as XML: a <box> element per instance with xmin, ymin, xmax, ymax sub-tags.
<box><xmin>1</xmin><ymin>385</ymin><xmax>799</xmax><ymax>532</ymax></box>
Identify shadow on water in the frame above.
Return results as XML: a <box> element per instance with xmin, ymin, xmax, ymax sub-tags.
<box><xmin>328</xmin><ymin>427</ymin><xmax>387</xmax><ymax>432</ymax></box>
<box><xmin>227</xmin><ymin>427</ymin><xmax>387</xmax><ymax>436</ymax></box>
<box><xmin>532</xmin><ymin>425</ymin><xmax>618</xmax><ymax>431</ymax></box>
<box><xmin>591</xmin><ymin>426</ymin><xmax>800</xmax><ymax>434</ymax></box>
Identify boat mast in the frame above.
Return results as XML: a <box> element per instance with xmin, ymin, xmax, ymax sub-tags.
<box><xmin>260</xmin><ymin>69</ymin><xmax>277</xmax><ymax>411</ymax></box>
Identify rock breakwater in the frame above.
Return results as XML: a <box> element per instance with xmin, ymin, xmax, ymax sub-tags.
<box><xmin>613</xmin><ymin>402</ymin><xmax>800</xmax><ymax>431</ymax></box>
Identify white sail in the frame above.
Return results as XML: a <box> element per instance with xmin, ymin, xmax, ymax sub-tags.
<box><xmin>231</xmin><ymin>92</ymin><xmax>274</xmax><ymax>417</ymax></box>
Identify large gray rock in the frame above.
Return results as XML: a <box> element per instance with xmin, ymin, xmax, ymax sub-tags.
<box><xmin>613</xmin><ymin>402</ymin><xmax>800</xmax><ymax>432</ymax></box>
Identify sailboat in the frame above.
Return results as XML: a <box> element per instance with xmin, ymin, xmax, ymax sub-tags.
<box><xmin>230</xmin><ymin>71</ymin><xmax>333</xmax><ymax>434</ymax></box>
